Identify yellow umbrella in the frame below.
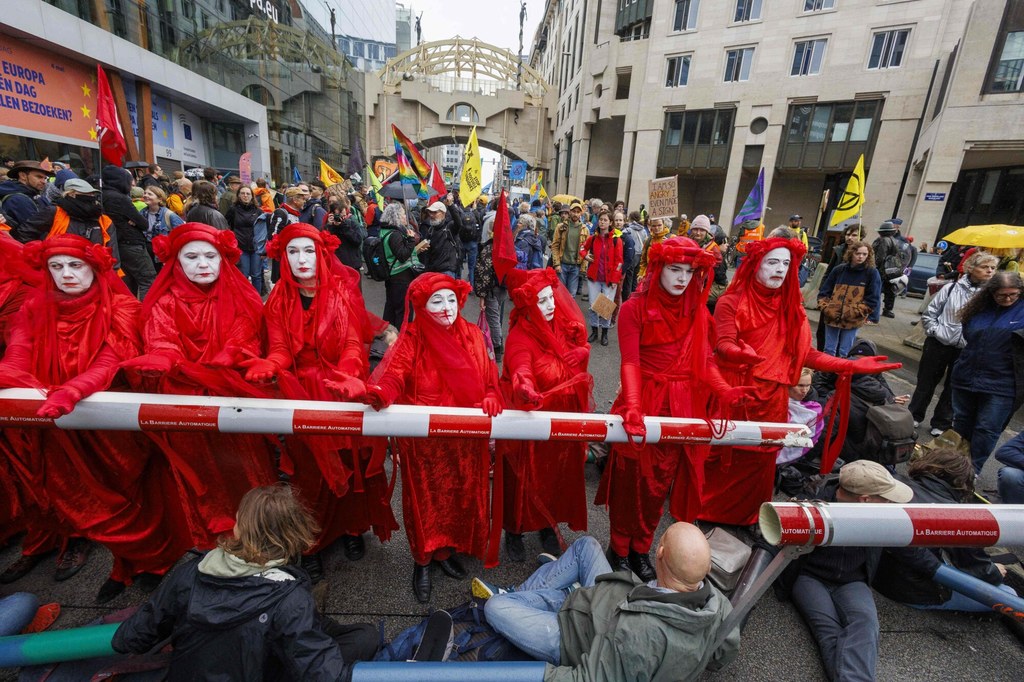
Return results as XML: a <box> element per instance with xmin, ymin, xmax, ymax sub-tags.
<box><xmin>551</xmin><ymin>194</ymin><xmax>581</xmax><ymax>205</ymax></box>
<box><xmin>943</xmin><ymin>224</ymin><xmax>1024</xmax><ymax>249</ymax></box>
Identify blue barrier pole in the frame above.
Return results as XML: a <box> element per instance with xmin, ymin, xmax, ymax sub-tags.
<box><xmin>932</xmin><ymin>564</ymin><xmax>1024</xmax><ymax>621</ymax></box>
<box><xmin>351</xmin><ymin>661</ymin><xmax>548</xmax><ymax>681</ymax></box>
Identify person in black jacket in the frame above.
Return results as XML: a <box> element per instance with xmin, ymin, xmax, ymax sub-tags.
<box><xmin>225</xmin><ymin>186</ymin><xmax>264</xmax><ymax>291</ymax></box>
<box><xmin>419</xmin><ymin>200</ymin><xmax>461</xmax><ymax>277</ymax></box>
<box><xmin>872</xmin><ymin>448</ymin><xmax>1018</xmax><ymax>611</ymax></box>
<box><xmin>185</xmin><ymin>180</ymin><xmax>229</xmax><ymax>230</ymax></box>
<box><xmin>380</xmin><ymin>201</ymin><xmax>427</xmax><ymax>328</ymax></box>
<box><xmin>326</xmin><ymin>196</ymin><xmax>365</xmax><ymax>273</ymax></box>
<box><xmin>102</xmin><ymin>165</ymin><xmax>155</xmax><ymax>299</ymax></box>
<box><xmin>113</xmin><ymin>484</ymin><xmax>378</xmax><ymax>681</ymax></box>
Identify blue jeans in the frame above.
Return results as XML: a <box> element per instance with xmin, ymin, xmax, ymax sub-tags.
<box><xmin>462</xmin><ymin>240</ymin><xmax>478</xmax><ymax>287</ymax></box>
<box><xmin>238</xmin><ymin>251</ymin><xmax>263</xmax><ymax>291</ymax></box>
<box><xmin>791</xmin><ymin>575</ymin><xmax>878</xmax><ymax>682</ymax></box>
<box><xmin>560</xmin><ymin>263</ymin><xmax>581</xmax><ymax>297</ymax></box>
<box><xmin>911</xmin><ymin>582</ymin><xmax>1018</xmax><ymax>613</ymax></box>
<box><xmin>998</xmin><ymin>465</ymin><xmax>1024</xmax><ymax>503</ymax></box>
<box><xmin>485</xmin><ymin>536</ymin><xmax>611</xmax><ymax>664</ymax></box>
<box><xmin>0</xmin><ymin>592</ymin><xmax>39</xmax><ymax>636</ymax></box>
<box><xmin>952</xmin><ymin>389</ymin><xmax>1016</xmax><ymax>473</ymax></box>
<box><xmin>587</xmin><ymin>280</ymin><xmax>615</xmax><ymax>329</ymax></box>
<box><xmin>823</xmin><ymin>326</ymin><xmax>860</xmax><ymax>357</ymax></box>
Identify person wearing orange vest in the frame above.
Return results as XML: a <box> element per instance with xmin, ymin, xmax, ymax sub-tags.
<box><xmin>734</xmin><ymin>220</ymin><xmax>764</xmax><ymax>268</ymax></box>
<box><xmin>19</xmin><ymin>178</ymin><xmax>121</xmax><ymax>267</ymax></box>
<box><xmin>253</xmin><ymin>178</ymin><xmax>275</xmax><ymax>213</ymax></box>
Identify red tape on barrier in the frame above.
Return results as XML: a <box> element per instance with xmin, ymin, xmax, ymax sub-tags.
<box><xmin>293</xmin><ymin>409</ymin><xmax>364</xmax><ymax>434</ymax></box>
<box><xmin>427</xmin><ymin>414</ymin><xmax>492</xmax><ymax>438</ymax></box>
<box><xmin>138</xmin><ymin>404</ymin><xmax>218</xmax><ymax>431</ymax></box>
<box><xmin>905</xmin><ymin>507</ymin><xmax>1000</xmax><ymax>546</ymax></box>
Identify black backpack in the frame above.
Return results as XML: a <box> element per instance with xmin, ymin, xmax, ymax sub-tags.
<box><xmin>879</xmin><ymin>238</ymin><xmax>905</xmax><ymax>278</ymax></box>
<box><xmin>863</xmin><ymin>403</ymin><xmax>917</xmax><ymax>465</ymax></box>
<box><xmin>362</xmin><ymin>234</ymin><xmax>390</xmax><ymax>281</ymax></box>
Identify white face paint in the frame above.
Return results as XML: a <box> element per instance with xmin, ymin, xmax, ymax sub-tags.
<box><xmin>425</xmin><ymin>287</ymin><xmax>459</xmax><ymax>327</ymax></box>
<box><xmin>757</xmin><ymin>247</ymin><xmax>791</xmax><ymax>289</ymax></box>
<box><xmin>177</xmin><ymin>240</ymin><xmax>222</xmax><ymax>284</ymax></box>
<box><xmin>536</xmin><ymin>285</ymin><xmax>556</xmax><ymax>321</ymax></box>
<box><xmin>47</xmin><ymin>255</ymin><xmax>95</xmax><ymax>295</ymax></box>
<box><xmin>659</xmin><ymin>263</ymin><xmax>693</xmax><ymax>296</ymax></box>
<box><xmin>286</xmin><ymin>237</ymin><xmax>317</xmax><ymax>282</ymax></box>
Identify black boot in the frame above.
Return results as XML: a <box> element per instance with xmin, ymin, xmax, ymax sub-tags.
<box><xmin>629</xmin><ymin>550</ymin><xmax>656</xmax><ymax>582</ymax></box>
<box><xmin>96</xmin><ymin>578</ymin><xmax>127</xmax><ymax>604</ymax></box>
<box><xmin>606</xmin><ymin>546</ymin><xmax>631</xmax><ymax>574</ymax></box>
<box><xmin>505</xmin><ymin>532</ymin><xmax>526</xmax><ymax>562</ymax></box>
<box><xmin>301</xmin><ymin>552</ymin><xmax>325</xmax><ymax>584</ymax></box>
<box><xmin>600</xmin><ymin>328</ymin><xmax>609</xmax><ymax>346</ymax></box>
<box><xmin>413</xmin><ymin>562</ymin><xmax>432</xmax><ymax>603</ymax></box>
<box><xmin>435</xmin><ymin>554</ymin><xmax>467</xmax><ymax>579</ymax></box>
<box><xmin>588</xmin><ymin>327</ymin><xmax>598</xmax><ymax>342</ymax></box>
<box><xmin>341</xmin><ymin>534</ymin><xmax>366</xmax><ymax>561</ymax></box>
<box><xmin>538</xmin><ymin>527</ymin><xmax>560</xmax><ymax>556</ymax></box>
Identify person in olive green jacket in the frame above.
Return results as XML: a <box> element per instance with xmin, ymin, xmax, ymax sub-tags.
<box><xmin>481</xmin><ymin>523</ymin><xmax>740</xmax><ymax>682</ymax></box>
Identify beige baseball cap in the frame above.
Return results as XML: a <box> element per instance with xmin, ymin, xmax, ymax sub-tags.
<box><xmin>839</xmin><ymin>460</ymin><xmax>913</xmax><ymax>503</ymax></box>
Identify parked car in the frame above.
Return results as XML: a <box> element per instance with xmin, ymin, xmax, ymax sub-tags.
<box><xmin>907</xmin><ymin>252</ymin><xmax>941</xmax><ymax>296</ymax></box>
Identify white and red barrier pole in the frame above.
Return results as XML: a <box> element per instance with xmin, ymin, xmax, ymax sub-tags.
<box><xmin>0</xmin><ymin>388</ymin><xmax>812</xmax><ymax>447</ymax></box>
<box><xmin>759</xmin><ymin>501</ymin><xmax>1024</xmax><ymax>548</ymax></box>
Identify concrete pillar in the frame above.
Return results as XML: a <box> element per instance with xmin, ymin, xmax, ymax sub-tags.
<box><xmin>627</xmin><ymin>129</ymin><xmax>661</xmax><ymax>211</ymax></box>
<box><xmin>569</xmin><ymin>131</ymin><xmax>590</xmax><ymax>198</ymax></box>
<box><xmin>616</xmin><ymin>131</ymin><xmax>635</xmax><ymax>203</ymax></box>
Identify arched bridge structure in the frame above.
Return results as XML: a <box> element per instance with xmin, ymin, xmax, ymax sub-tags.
<box><xmin>365</xmin><ymin>37</ymin><xmax>554</xmax><ymax>168</ymax></box>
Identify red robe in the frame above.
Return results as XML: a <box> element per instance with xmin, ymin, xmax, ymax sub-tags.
<box><xmin>132</xmin><ymin>268</ymin><xmax>279</xmax><ymax>548</ymax></box>
<box><xmin>499</xmin><ymin>317</ymin><xmax>590</xmax><ymax>536</ymax></box>
<box><xmin>0</xmin><ymin>286</ymin><xmax>190</xmax><ymax>582</ymax></box>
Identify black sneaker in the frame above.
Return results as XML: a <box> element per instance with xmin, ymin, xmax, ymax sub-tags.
<box><xmin>55</xmin><ymin>538</ymin><xmax>92</xmax><ymax>582</ymax></box>
<box><xmin>341</xmin><ymin>534</ymin><xmax>366</xmax><ymax>561</ymax></box>
<box><xmin>412</xmin><ymin>610</ymin><xmax>454</xmax><ymax>662</ymax></box>
<box><xmin>301</xmin><ymin>553</ymin><xmax>325</xmax><ymax>584</ymax></box>
<box><xmin>882</xmin><ymin>310</ymin><xmax>895</xmax><ymax>318</ymax></box>
<box><xmin>629</xmin><ymin>550</ymin><xmax>656</xmax><ymax>582</ymax></box>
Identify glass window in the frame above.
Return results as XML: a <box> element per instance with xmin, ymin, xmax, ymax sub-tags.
<box><xmin>713</xmin><ymin>109</ymin><xmax>734</xmax><ymax>145</ymax></box>
<box><xmin>792</xmin><ymin>39</ymin><xmax>827</xmax><ymax>76</ymax></box>
<box><xmin>724</xmin><ymin>47</ymin><xmax>754</xmax><ymax>82</ymax></box>
<box><xmin>804</xmin><ymin>0</ymin><xmax>835</xmax><ymax>11</ymax></box>
<box><xmin>734</xmin><ymin>0</ymin><xmax>762</xmax><ymax>22</ymax></box>
<box><xmin>673</xmin><ymin>0</ymin><xmax>700</xmax><ymax>32</ymax></box>
<box><xmin>808</xmin><ymin>105</ymin><xmax>831</xmax><ymax>142</ymax></box>
<box><xmin>666</xmin><ymin>113</ymin><xmax>684</xmax><ymax>146</ymax></box>
<box><xmin>829</xmin><ymin>103</ymin><xmax>854</xmax><ymax>141</ymax></box>
<box><xmin>991</xmin><ymin>31</ymin><xmax>1024</xmax><ymax>93</ymax></box>
<box><xmin>666</xmin><ymin>56</ymin><xmax>691</xmax><ymax>87</ymax></box>
<box><xmin>697</xmin><ymin>110</ymin><xmax>716</xmax><ymax>144</ymax></box>
<box><xmin>788</xmin><ymin>106</ymin><xmax>811</xmax><ymax>143</ymax></box>
<box><xmin>682</xmin><ymin>113</ymin><xmax>699</xmax><ymax>144</ymax></box>
<box><xmin>868</xmin><ymin>29</ymin><xmax>910</xmax><ymax>69</ymax></box>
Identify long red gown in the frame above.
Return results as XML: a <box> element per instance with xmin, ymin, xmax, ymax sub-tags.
<box><xmin>262</xmin><ymin>224</ymin><xmax>396</xmax><ymax>552</ymax></box>
<box><xmin>370</xmin><ymin>274</ymin><xmax>503</xmax><ymax>566</ymax></box>
<box><xmin>128</xmin><ymin>225</ymin><xmax>278</xmax><ymax>548</ymax></box>
<box><xmin>500</xmin><ymin>269</ymin><xmax>591</xmax><ymax>537</ymax></box>
<box><xmin>0</xmin><ymin>236</ymin><xmax>190</xmax><ymax>582</ymax></box>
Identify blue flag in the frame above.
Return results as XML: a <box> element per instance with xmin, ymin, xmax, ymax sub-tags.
<box><xmin>292</xmin><ymin>167</ymin><xmax>302</xmax><ymax>184</ymax></box>
<box><xmin>734</xmin><ymin>168</ymin><xmax>765</xmax><ymax>226</ymax></box>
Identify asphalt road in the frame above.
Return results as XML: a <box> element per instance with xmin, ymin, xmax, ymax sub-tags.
<box><xmin>1</xmin><ymin>271</ymin><xmax>1021</xmax><ymax>681</ymax></box>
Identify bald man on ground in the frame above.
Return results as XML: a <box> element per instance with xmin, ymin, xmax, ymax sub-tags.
<box><xmin>481</xmin><ymin>524</ymin><xmax>740</xmax><ymax>681</ymax></box>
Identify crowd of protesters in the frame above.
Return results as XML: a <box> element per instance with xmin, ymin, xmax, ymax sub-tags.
<box><xmin>0</xmin><ymin>156</ymin><xmax>1021</xmax><ymax>681</ymax></box>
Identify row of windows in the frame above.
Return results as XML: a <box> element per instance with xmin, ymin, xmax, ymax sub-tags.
<box><xmin>993</xmin><ymin>30</ymin><xmax>1024</xmax><ymax>93</ymax></box>
<box><xmin>338</xmin><ymin>37</ymin><xmax>397</xmax><ymax>62</ymax></box>
<box><xmin>663</xmin><ymin>28</ymin><xmax>908</xmax><ymax>87</ymax></box>
<box><xmin>671</xmin><ymin>0</ymin><xmax>839</xmax><ymax>32</ymax></box>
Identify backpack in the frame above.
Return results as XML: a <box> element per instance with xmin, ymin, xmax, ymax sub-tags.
<box><xmin>375</xmin><ymin>600</ymin><xmax>531</xmax><ymax>663</ymax></box>
<box><xmin>624</xmin><ymin>227</ymin><xmax>644</xmax><ymax>268</ymax></box>
<box><xmin>362</xmin><ymin>235</ymin><xmax>390</xmax><ymax>281</ymax></box>
<box><xmin>862</xmin><ymin>403</ymin><xmax>917</xmax><ymax>465</ymax></box>
<box><xmin>252</xmin><ymin>213</ymin><xmax>270</xmax><ymax>255</ymax></box>
<box><xmin>880</xmin><ymin>238</ymin><xmax>905</xmax><ymax>278</ymax></box>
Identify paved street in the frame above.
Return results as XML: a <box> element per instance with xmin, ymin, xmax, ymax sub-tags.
<box><xmin>1</xmin><ymin>272</ymin><xmax>1021</xmax><ymax>681</ymax></box>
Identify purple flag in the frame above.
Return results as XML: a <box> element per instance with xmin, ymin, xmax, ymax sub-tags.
<box><xmin>734</xmin><ymin>168</ymin><xmax>765</xmax><ymax>225</ymax></box>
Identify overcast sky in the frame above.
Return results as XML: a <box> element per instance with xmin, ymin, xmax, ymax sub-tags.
<box><xmin>411</xmin><ymin>0</ymin><xmax>544</xmax><ymax>54</ymax></box>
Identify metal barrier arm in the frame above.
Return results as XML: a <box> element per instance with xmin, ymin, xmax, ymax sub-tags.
<box><xmin>0</xmin><ymin>388</ymin><xmax>812</xmax><ymax>447</ymax></box>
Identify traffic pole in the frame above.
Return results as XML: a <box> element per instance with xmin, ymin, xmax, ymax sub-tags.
<box><xmin>0</xmin><ymin>388</ymin><xmax>812</xmax><ymax>448</ymax></box>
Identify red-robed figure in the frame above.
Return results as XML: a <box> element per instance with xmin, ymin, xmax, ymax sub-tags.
<box><xmin>596</xmin><ymin>237</ymin><xmax>749</xmax><ymax>581</ymax></box>
<box><xmin>499</xmin><ymin>268</ymin><xmax>592</xmax><ymax>560</ymax></box>
<box><xmin>0</xmin><ymin>235</ymin><xmax>190</xmax><ymax>602</ymax></box>
<box><xmin>700</xmin><ymin>237</ymin><xmax>900</xmax><ymax>526</ymax></box>
<box><xmin>366</xmin><ymin>273</ymin><xmax>504</xmax><ymax>603</ymax></box>
<box><xmin>121</xmin><ymin>223</ymin><xmax>278</xmax><ymax>549</ymax></box>
<box><xmin>243</xmin><ymin>223</ymin><xmax>396</xmax><ymax>572</ymax></box>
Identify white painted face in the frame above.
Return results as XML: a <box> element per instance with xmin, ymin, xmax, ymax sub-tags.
<box><xmin>425</xmin><ymin>287</ymin><xmax>459</xmax><ymax>327</ymax></box>
<box><xmin>659</xmin><ymin>263</ymin><xmax>694</xmax><ymax>296</ymax></box>
<box><xmin>536</xmin><ymin>285</ymin><xmax>556</xmax><ymax>321</ymax></box>
<box><xmin>47</xmin><ymin>255</ymin><xmax>95</xmax><ymax>295</ymax></box>
<box><xmin>757</xmin><ymin>247</ymin><xmax>791</xmax><ymax>289</ymax></box>
<box><xmin>177</xmin><ymin>240</ymin><xmax>222</xmax><ymax>284</ymax></box>
<box><xmin>286</xmin><ymin>237</ymin><xmax>317</xmax><ymax>282</ymax></box>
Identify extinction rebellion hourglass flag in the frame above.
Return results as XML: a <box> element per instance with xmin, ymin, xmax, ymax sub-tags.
<box><xmin>95</xmin><ymin>65</ymin><xmax>127</xmax><ymax>166</ymax></box>
<box><xmin>830</xmin><ymin>154</ymin><xmax>866</xmax><ymax>226</ymax></box>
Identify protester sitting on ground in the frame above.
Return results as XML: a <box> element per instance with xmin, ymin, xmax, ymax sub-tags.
<box><xmin>113</xmin><ymin>484</ymin><xmax>379</xmax><ymax>681</ymax></box>
<box><xmin>776</xmin><ymin>460</ymin><xmax>912</xmax><ymax>682</ymax></box>
<box><xmin>994</xmin><ymin>431</ymin><xmax>1024</xmax><ymax>504</ymax></box>
<box><xmin>0</xmin><ymin>593</ymin><xmax>60</xmax><ymax>636</ymax></box>
<box><xmin>872</xmin><ymin>448</ymin><xmax>1019</xmax><ymax>611</ymax></box>
<box><xmin>478</xmin><ymin>524</ymin><xmax>739</xmax><ymax>682</ymax></box>
<box><xmin>951</xmin><ymin>270</ymin><xmax>1024</xmax><ymax>474</ymax></box>
<box><xmin>777</xmin><ymin>368</ymin><xmax>825</xmax><ymax>467</ymax></box>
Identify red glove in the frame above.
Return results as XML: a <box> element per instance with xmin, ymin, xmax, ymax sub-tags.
<box><xmin>240</xmin><ymin>357</ymin><xmax>280</xmax><ymax>383</ymax></box>
<box><xmin>720</xmin><ymin>385</ymin><xmax>758</xmax><ymax>409</ymax></box>
<box><xmin>563</xmin><ymin>346</ymin><xmax>589</xmax><ymax>369</ymax></box>
<box><xmin>364</xmin><ymin>384</ymin><xmax>395</xmax><ymax>411</ymax></box>
<box><xmin>480</xmin><ymin>391</ymin><xmax>504</xmax><ymax>417</ymax></box>
<box><xmin>513</xmin><ymin>375</ymin><xmax>543</xmax><ymax>410</ymax></box>
<box><xmin>852</xmin><ymin>355</ymin><xmax>902</xmax><ymax>375</ymax></box>
<box><xmin>325</xmin><ymin>375</ymin><xmax>367</xmax><ymax>401</ymax></box>
<box><xmin>121</xmin><ymin>353</ymin><xmax>174</xmax><ymax>377</ymax></box>
<box><xmin>717</xmin><ymin>339</ymin><xmax>764</xmax><ymax>366</ymax></box>
<box><xmin>619</xmin><ymin>363</ymin><xmax>646</xmax><ymax>443</ymax></box>
<box><xmin>37</xmin><ymin>386</ymin><xmax>82</xmax><ymax>418</ymax></box>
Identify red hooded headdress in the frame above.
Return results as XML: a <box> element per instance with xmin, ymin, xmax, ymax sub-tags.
<box><xmin>637</xmin><ymin>236</ymin><xmax>717</xmax><ymax>346</ymax></box>
<box><xmin>506</xmin><ymin>268</ymin><xmax>588</xmax><ymax>358</ymax></box>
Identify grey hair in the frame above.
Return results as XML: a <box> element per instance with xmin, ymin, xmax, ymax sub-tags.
<box><xmin>380</xmin><ymin>202</ymin><xmax>407</xmax><ymax>227</ymax></box>
<box><xmin>516</xmin><ymin>214</ymin><xmax>536</xmax><ymax>231</ymax></box>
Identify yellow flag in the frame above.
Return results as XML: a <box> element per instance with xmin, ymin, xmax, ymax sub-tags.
<box><xmin>459</xmin><ymin>127</ymin><xmax>482</xmax><ymax>208</ymax></box>
<box><xmin>830</xmin><ymin>154</ymin><xmax>866</xmax><ymax>226</ymax></box>
<box><xmin>364</xmin><ymin>162</ymin><xmax>383</xmax><ymax>203</ymax></box>
<box><xmin>319</xmin><ymin>158</ymin><xmax>344</xmax><ymax>188</ymax></box>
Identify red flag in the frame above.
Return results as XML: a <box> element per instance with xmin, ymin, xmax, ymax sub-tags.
<box><xmin>491</xmin><ymin>189</ymin><xmax>518</xmax><ymax>285</ymax></box>
<box><xmin>429</xmin><ymin>162</ymin><xmax>447</xmax><ymax>196</ymax></box>
<box><xmin>96</xmin><ymin>65</ymin><xmax>127</xmax><ymax>166</ymax></box>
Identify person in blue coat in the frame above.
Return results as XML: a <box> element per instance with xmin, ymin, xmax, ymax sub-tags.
<box><xmin>994</xmin><ymin>431</ymin><xmax>1024</xmax><ymax>503</ymax></box>
<box><xmin>816</xmin><ymin>241</ymin><xmax>882</xmax><ymax>357</ymax></box>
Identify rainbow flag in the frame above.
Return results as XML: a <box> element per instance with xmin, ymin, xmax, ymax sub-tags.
<box><xmin>391</xmin><ymin>124</ymin><xmax>431</xmax><ymax>182</ymax></box>
<box><xmin>395</xmin><ymin>147</ymin><xmax>427</xmax><ymax>198</ymax></box>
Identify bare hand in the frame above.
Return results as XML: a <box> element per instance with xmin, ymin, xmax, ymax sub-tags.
<box><xmin>894</xmin><ymin>394</ymin><xmax>910</xmax><ymax>405</ymax></box>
